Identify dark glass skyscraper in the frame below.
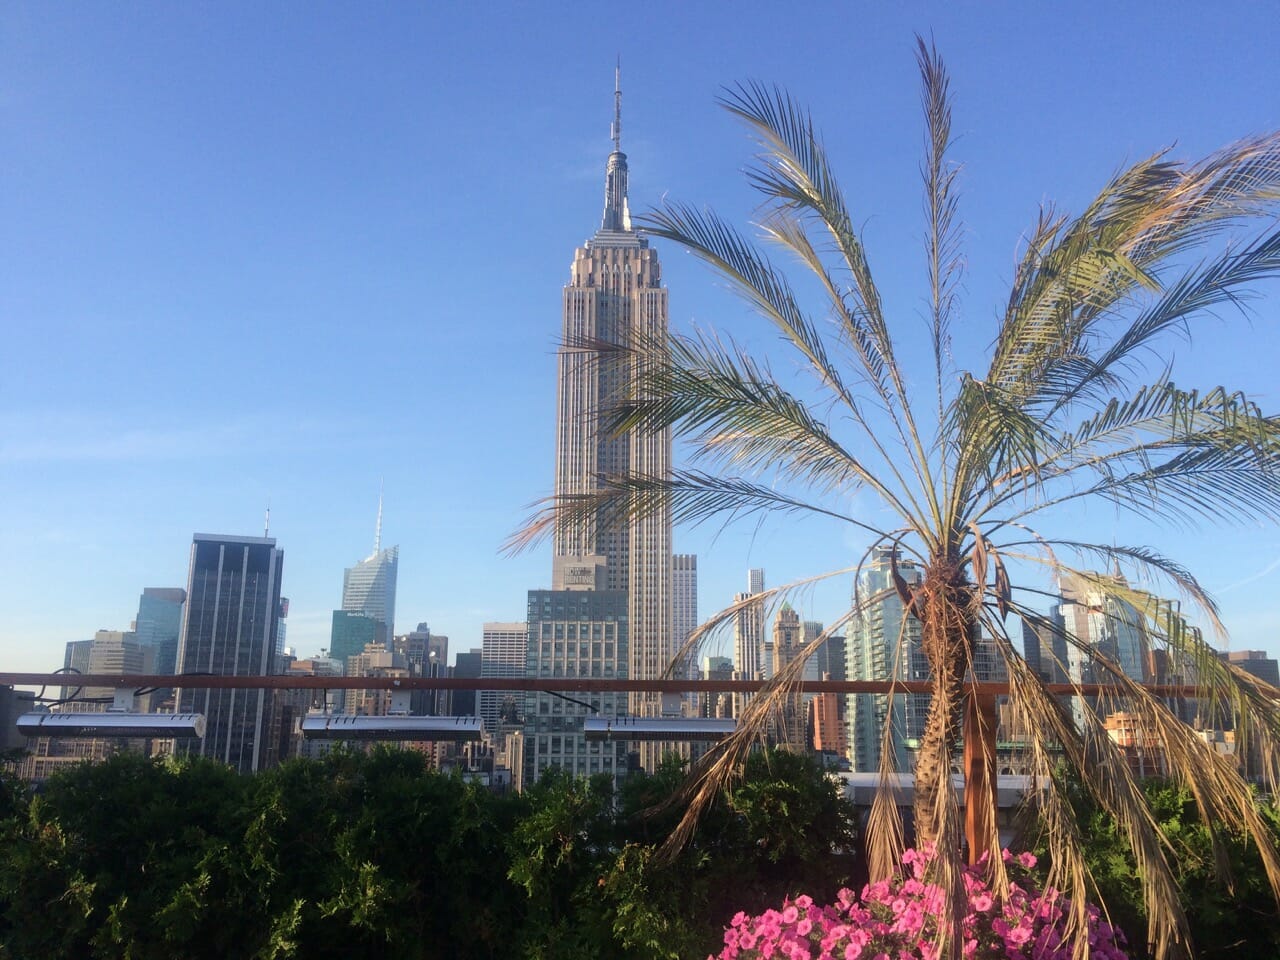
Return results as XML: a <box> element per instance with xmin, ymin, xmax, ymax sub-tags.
<box><xmin>175</xmin><ymin>534</ymin><xmax>284</xmax><ymax>774</ymax></box>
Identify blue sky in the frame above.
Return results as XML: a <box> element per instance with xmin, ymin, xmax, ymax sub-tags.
<box><xmin>3</xmin><ymin>2</ymin><xmax>1279</xmax><ymax>672</ymax></box>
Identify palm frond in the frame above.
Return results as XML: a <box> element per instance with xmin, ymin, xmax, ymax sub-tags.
<box><xmin>988</xmin><ymin>132</ymin><xmax>1280</xmax><ymax>405</ymax></box>
<box><xmin>660</xmin><ymin>565</ymin><xmax>865</xmax><ymax>681</ymax></box>
<box><xmin>714</xmin><ymin>81</ymin><xmax>943</xmax><ymax>526</ymax></box>
<box><xmin>1047</xmin><ymin>227</ymin><xmax>1280</xmax><ymax>413</ymax></box>
<box><xmin>507</xmin><ymin>469</ymin><xmax>876</xmax><ymax>556</ymax></box>
<box><xmin>655</xmin><ymin>596</ymin><xmax>864</xmax><ymax>863</ymax></box>
<box><xmin>987</xmin><ymin>393</ymin><xmax>1280</xmax><ymax>530</ymax></box>
<box><xmin>637</xmin><ymin>201</ymin><xmax>862</xmax><ymax>410</ymax></box>
<box><xmin>917</xmin><ymin>36</ymin><xmax>963</xmax><ymax>433</ymax></box>
<box><xmin>604</xmin><ymin>328</ymin><xmax>923</xmax><ymax>517</ymax></box>
<box><xmin>716</xmin><ymin>82</ymin><xmax>892</xmax><ymax>383</ymax></box>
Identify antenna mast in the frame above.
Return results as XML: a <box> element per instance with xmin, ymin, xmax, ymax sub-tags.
<box><xmin>611</xmin><ymin>58</ymin><xmax>622</xmax><ymax>152</ymax></box>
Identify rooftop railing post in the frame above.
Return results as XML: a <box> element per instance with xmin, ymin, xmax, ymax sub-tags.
<box><xmin>963</xmin><ymin>690</ymin><xmax>998</xmax><ymax>867</ymax></box>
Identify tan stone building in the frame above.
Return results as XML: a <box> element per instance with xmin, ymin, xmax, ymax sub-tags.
<box><xmin>549</xmin><ymin>70</ymin><xmax>673</xmax><ymax>771</ymax></box>
<box><xmin>769</xmin><ymin>603</ymin><xmax>806</xmax><ymax>751</ymax></box>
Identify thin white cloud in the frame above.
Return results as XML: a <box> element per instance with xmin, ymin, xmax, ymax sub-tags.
<box><xmin>1216</xmin><ymin>553</ymin><xmax>1280</xmax><ymax>595</ymax></box>
<box><xmin>0</xmin><ymin>413</ymin><xmax>376</xmax><ymax>463</ymax></box>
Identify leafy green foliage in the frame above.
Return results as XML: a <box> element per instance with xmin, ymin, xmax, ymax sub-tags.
<box><xmin>0</xmin><ymin>747</ymin><xmax>855</xmax><ymax>960</ymax></box>
<box><xmin>1031</xmin><ymin>777</ymin><xmax>1280</xmax><ymax>959</ymax></box>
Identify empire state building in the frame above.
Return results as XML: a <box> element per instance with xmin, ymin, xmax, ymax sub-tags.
<box><xmin>552</xmin><ymin>71</ymin><xmax>673</xmax><ymax>736</ymax></box>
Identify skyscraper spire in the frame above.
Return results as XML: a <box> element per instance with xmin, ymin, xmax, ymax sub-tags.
<box><xmin>373</xmin><ymin>481</ymin><xmax>384</xmax><ymax>556</ymax></box>
<box><xmin>600</xmin><ymin>61</ymin><xmax>631</xmax><ymax>232</ymax></box>
<box><xmin>611</xmin><ymin>58</ymin><xmax>622</xmax><ymax>153</ymax></box>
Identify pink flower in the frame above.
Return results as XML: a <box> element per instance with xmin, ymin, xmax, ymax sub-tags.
<box><xmin>712</xmin><ymin>849</ymin><xmax>1128</xmax><ymax>960</ymax></box>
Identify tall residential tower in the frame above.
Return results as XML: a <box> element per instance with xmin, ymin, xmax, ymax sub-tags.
<box><xmin>845</xmin><ymin>547</ymin><xmax>928</xmax><ymax>773</ymax></box>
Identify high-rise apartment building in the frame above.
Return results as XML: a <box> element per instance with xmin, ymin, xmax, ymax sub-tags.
<box><xmin>61</xmin><ymin>639</ymin><xmax>92</xmax><ymax>702</ymax></box>
<box><xmin>1050</xmin><ymin>574</ymin><xmax>1151</xmax><ymax>730</ymax></box>
<box><xmin>342</xmin><ymin>496</ymin><xmax>398</xmax><ymax>646</ymax></box>
<box><xmin>770</xmin><ymin>603</ymin><xmax>806</xmax><ymax>750</ymax></box>
<box><xmin>1060</xmin><ymin>578</ymin><xmax>1149</xmax><ymax>686</ymax></box>
<box><xmin>175</xmin><ymin>533</ymin><xmax>284</xmax><ymax>774</ymax></box>
<box><xmin>733</xmin><ymin>569</ymin><xmax>767</xmax><ymax>718</ymax></box>
<box><xmin>673</xmin><ymin>555</ymin><xmax>698</xmax><ymax>678</ymax></box>
<box><xmin>1022</xmin><ymin>608</ymin><xmax>1069</xmax><ymax>684</ymax></box>
<box><xmin>810</xmin><ymin>692</ymin><xmax>847</xmax><ymax>760</ymax></box>
<box><xmin>330</xmin><ymin>610</ymin><xmax>380</xmax><ymax>664</ymax></box>
<box><xmin>734</xmin><ymin>570</ymin><xmax>767</xmax><ymax>679</ymax></box>
<box><xmin>550</xmin><ymin>71</ymin><xmax>673</xmax><ymax>743</ymax></box>
<box><xmin>52</xmin><ymin>631</ymin><xmax>148</xmax><ymax>709</ymax></box>
<box><xmin>480</xmin><ymin>622</ymin><xmax>528</xmax><ymax>735</ymax></box>
<box><xmin>82</xmin><ymin>630</ymin><xmax>149</xmax><ymax>701</ymax></box>
<box><xmin>845</xmin><ymin>547</ymin><xmax>928</xmax><ymax>773</ymax></box>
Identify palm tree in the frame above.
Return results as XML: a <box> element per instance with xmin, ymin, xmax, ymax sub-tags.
<box><xmin>516</xmin><ymin>39</ymin><xmax>1280</xmax><ymax>959</ymax></box>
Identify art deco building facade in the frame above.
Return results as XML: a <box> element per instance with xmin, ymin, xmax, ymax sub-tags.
<box><xmin>175</xmin><ymin>533</ymin><xmax>284</xmax><ymax>774</ymax></box>
<box><xmin>769</xmin><ymin>603</ymin><xmax>806</xmax><ymax>751</ymax></box>
<box><xmin>551</xmin><ymin>73</ymin><xmax>673</xmax><ymax>745</ymax></box>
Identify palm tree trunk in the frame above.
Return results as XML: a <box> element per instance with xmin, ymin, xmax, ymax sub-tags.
<box><xmin>912</xmin><ymin>561</ymin><xmax>976</xmax><ymax>856</ymax></box>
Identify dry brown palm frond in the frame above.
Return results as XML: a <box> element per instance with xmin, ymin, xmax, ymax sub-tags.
<box><xmin>993</xmin><ymin>639</ymin><xmax>1100</xmax><ymax>960</ymax></box>
<box><xmin>653</xmin><ymin>577</ymin><xmax>880</xmax><ymax>862</ymax></box>
<box><xmin>659</xmin><ymin>565</ymin><xmax>862</xmax><ymax>680</ymax></box>
<box><xmin>1068</xmin><ymin>634</ymin><xmax>1280</xmax><ymax>910</ymax></box>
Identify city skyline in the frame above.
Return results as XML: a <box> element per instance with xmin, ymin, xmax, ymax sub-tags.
<box><xmin>5</xmin><ymin>4</ymin><xmax>1280</xmax><ymax>673</ymax></box>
